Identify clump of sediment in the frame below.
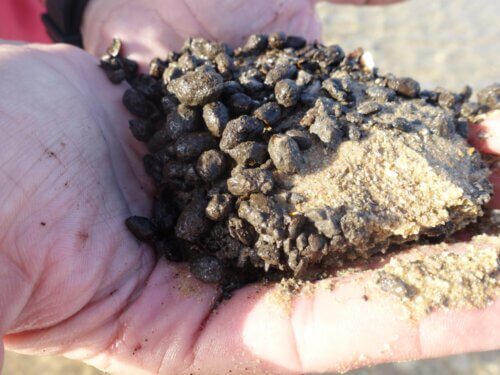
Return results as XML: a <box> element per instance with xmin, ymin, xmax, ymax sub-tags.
<box><xmin>100</xmin><ymin>35</ymin><xmax>496</xmax><ymax>292</ymax></box>
<box><xmin>373</xmin><ymin>235</ymin><xmax>500</xmax><ymax>318</ymax></box>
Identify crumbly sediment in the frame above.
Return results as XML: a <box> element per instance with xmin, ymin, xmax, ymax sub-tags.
<box><xmin>102</xmin><ymin>35</ymin><xmax>497</xmax><ymax>291</ymax></box>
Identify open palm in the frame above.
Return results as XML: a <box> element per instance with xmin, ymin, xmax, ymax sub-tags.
<box><xmin>1</xmin><ymin>44</ymin><xmax>499</xmax><ymax>375</ymax></box>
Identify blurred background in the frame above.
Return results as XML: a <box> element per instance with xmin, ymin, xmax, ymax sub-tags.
<box><xmin>4</xmin><ymin>0</ymin><xmax>499</xmax><ymax>373</ymax></box>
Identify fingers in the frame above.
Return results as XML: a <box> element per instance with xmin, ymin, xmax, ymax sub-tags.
<box><xmin>193</xmin><ymin>238</ymin><xmax>500</xmax><ymax>374</ymax></box>
<box><xmin>469</xmin><ymin>110</ymin><xmax>500</xmax><ymax>155</ymax></box>
<box><xmin>317</xmin><ymin>0</ymin><xmax>404</xmax><ymax>5</ymax></box>
<box><xmin>468</xmin><ymin>111</ymin><xmax>500</xmax><ymax>209</ymax></box>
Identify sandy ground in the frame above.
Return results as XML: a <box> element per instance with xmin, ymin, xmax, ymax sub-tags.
<box><xmin>3</xmin><ymin>0</ymin><xmax>499</xmax><ymax>374</ymax></box>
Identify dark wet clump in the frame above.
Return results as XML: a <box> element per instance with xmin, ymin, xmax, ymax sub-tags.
<box><xmin>101</xmin><ymin>35</ymin><xmax>494</xmax><ymax>294</ymax></box>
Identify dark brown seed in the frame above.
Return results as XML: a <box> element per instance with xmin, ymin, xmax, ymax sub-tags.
<box><xmin>162</xmin><ymin>66</ymin><xmax>183</xmax><ymax>86</ymax></box>
<box><xmin>143</xmin><ymin>154</ymin><xmax>163</xmax><ymax>182</ymax></box>
<box><xmin>133</xmin><ymin>74</ymin><xmax>163</xmax><ymax>99</ymax></box>
<box><xmin>149</xmin><ymin>57</ymin><xmax>167</xmax><ymax>78</ymax></box>
<box><xmin>175</xmin><ymin>198</ymin><xmax>211</xmax><ymax>242</ymax></box>
<box><xmin>242</xmin><ymin>34</ymin><xmax>268</xmax><ymax>53</ymax></box>
<box><xmin>189</xmin><ymin>37</ymin><xmax>227</xmax><ymax>60</ymax></box>
<box><xmin>265</xmin><ymin>63</ymin><xmax>298</xmax><ymax>86</ymax></box>
<box><xmin>322</xmin><ymin>79</ymin><xmax>349</xmax><ymax>103</ymax></box>
<box><xmin>392</xmin><ymin>118</ymin><xmax>413</xmax><ymax>132</ymax></box>
<box><xmin>177</xmin><ymin>53</ymin><xmax>202</xmax><ymax>71</ymax></box>
<box><xmin>105</xmin><ymin>68</ymin><xmax>126</xmax><ymax>84</ymax></box>
<box><xmin>126</xmin><ymin>216</ymin><xmax>156</xmax><ymax>241</ymax></box>
<box><xmin>275</xmin><ymin>79</ymin><xmax>299</xmax><ymax>108</ymax></box>
<box><xmin>300</xmin><ymin>80</ymin><xmax>322</xmax><ymax>106</ymax></box>
<box><xmin>196</xmin><ymin>149</ymin><xmax>227</xmax><ymax>182</ymax></box>
<box><xmin>161</xmin><ymin>95</ymin><xmax>178</xmax><ymax>114</ymax></box>
<box><xmin>228</xmin><ymin>216</ymin><xmax>257</xmax><ymax>246</ymax></box>
<box><xmin>387</xmin><ymin>76</ymin><xmax>421</xmax><ymax>98</ymax></box>
<box><xmin>153</xmin><ymin>197</ymin><xmax>178</xmax><ymax>230</ymax></box>
<box><xmin>226</xmin><ymin>93</ymin><xmax>256</xmax><ymax>115</ymax></box>
<box><xmin>165</xmin><ymin>105</ymin><xmax>200</xmax><ymax>140</ymax></box>
<box><xmin>238</xmin><ymin>195</ymin><xmax>286</xmax><ymax>239</ymax></box>
<box><xmin>227</xmin><ymin>168</ymin><xmax>274</xmax><ymax>195</ymax></box>
<box><xmin>215</xmin><ymin>53</ymin><xmax>234</xmax><ymax>79</ymax></box>
<box><xmin>238</xmin><ymin>68</ymin><xmax>264</xmax><ymax>93</ymax></box>
<box><xmin>365</xmin><ymin>86</ymin><xmax>396</xmax><ymax>102</ymax></box>
<box><xmin>219</xmin><ymin>115</ymin><xmax>264</xmax><ymax>151</ymax></box>
<box><xmin>185</xmin><ymin>165</ymin><xmax>202</xmax><ymax>186</ymax></box>
<box><xmin>148</xmin><ymin>129</ymin><xmax>172</xmax><ymax>153</ymax></box>
<box><xmin>203</xmin><ymin>101</ymin><xmax>229</xmax><ymax>137</ymax></box>
<box><xmin>122</xmin><ymin>58</ymin><xmax>139</xmax><ymax>78</ymax></box>
<box><xmin>268</xmin><ymin>134</ymin><xmax>304</xmax><ymax>173</ymax></box>
<box><xmin>123</xmin><ymin>89</ymin><xmax>157</xmax><ymax>118</ymax></box>
<box><xmin>205</xmin><ymin>194</ymin><xmax>233</xmax><ymax>221</ymax></box>
<box><xmin>222</xmin><ymin>81</ymin><xmax>244</xmax><ymax>97</ymax></box>
<box><xmin>296</xmin><ymin>70</ymin><xmax>313</xmax><ymax>87</ymax></box>
<box><xmin>285</xmin><ymin>35</ymin><xmax>306</xmax><ymax>49</ymax></box>
<box><xmin>190</xmin><ymin>256</ymin><xmax>225</xmax><ymax>283</ymax></box>
<box><xmin>174</xmin><ymin>132</ymin><xmax>218</xmax><ymax>160</ymax></box>
<box><xmin>309</xmin><ymin>114</ymin><xmax>344</xmax><ymax>150</ymax></box>
<box><xmin>155</xmin><ymin>239</ymin><xmax>183</xmax><ymax>262</ymax></box>
<box><xmin>129</xmin><ymin>119</ymin><xmax>154</xmax><ymax>142</ymax></box>
<box><xmin>253</xmin><ymin>102</ymin><xmax>282</xmax><ymax>126</ymax></box>
<box><xmin>169</xmin><ymin>67</ymin><xmax>224</xmax><ymax>106</ymax></box>
<box><xmin>286</xmin><ymin>128</ymin><xmax>312</xmax><ymax>150</ymax></box>
<box><xmin>162</xmin><ymin>160</ymin><xmax>187</xmax><ymax>179</ymax></box>
<box><xmin>268</xmin><ymin>32</ymin><xmax>287</xmax><ymax>49</ymax></box>
<box><xmin>437</xmin><ymin>90</ymin><xmax>458</xmax><ymax>108</ymax></box>
<box><xmin>228</xmin><ymin>141</ymin><xmax>268</xmax><ymax>166</ymax></box>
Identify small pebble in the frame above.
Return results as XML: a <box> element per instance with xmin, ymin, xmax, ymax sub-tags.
<box><xmin>169</xmin><ymin>67</ymin><xmax>224</xmax><ymax>106</ymax></box>
<box><xmin>205</xmin><ymin>194</ymin><xmax>233</xmax><ymax>221</ymax></box>
<box><xmin>268</xmin><ymin>134</ymin><xmax>304</xmax><ymax>173</ymax></box>
<box><xmin>203</xmin><ymin>101</ymin><xmax>229</xmax><ymax>137</ymax></box>
<box><xmin>275</xmin><ymin>79</ymin><xmax>299</xmax><ymax>107</ymax></box>
<box><xmin>227</xmin><ymin>92</ymin><xmax>256</xmax><ymax>115</ymax></box>
<box><xmin>228</xmin><ymin>141</ymin><xmax>269</xmax><ymax>166</ymax></box>
<box><xmin>387</xmin><ymin>76</ymin><xmax>420</xmax><ymax>98</ymax></box>
<box><xmin>253</xmin><ymin>102</ymin><xmax>282</xmax><ymax>126</ymax></box>
<box><xmin>175</xmin><ymin>198</ymin><xmax>211</xmax><ymax>242</ymax></box>
<box><xmin>125</xmin><ymin>216</ymin><xmax>156</xmax><ymax>241</ymax></box>
<box><xmin>220</xmin><ymin>115</ymin><xmax>264</xmax><ymax>151</ymax></box>
<box><xmin>190</xmin><ymin>256</ymin><xmax>225</xmax><ymax>283</ymax></box>
<box><xmin>196</xmin><ymin>149</ymin><xmax>227</xmax><ymax>182</ymax></box>
<box><xmin>227</xmin><ymin>168</ymin><xmax>274</xmax><ymax>195</ymax></box>
<box><xmin>174</xmin><ymin>132</ymin><xmax>217</xmax><ymax>160</ymax></box>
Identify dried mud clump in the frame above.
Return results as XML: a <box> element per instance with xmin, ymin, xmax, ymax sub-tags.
<box><xmin>102</xmin><ymin>35</ymin><xmax>495</xmax><ymax>291</ymax></box>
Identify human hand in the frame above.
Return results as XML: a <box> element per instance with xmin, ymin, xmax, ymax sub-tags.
<box><xmin>81</xmin><ymin>0</ymin><xmax>400</xmax><ymax>68</ymax></box>
<box><xmin>0</xmin><ymin>43</ymin><xmax>498</xmax><ymax>374</ymax></box>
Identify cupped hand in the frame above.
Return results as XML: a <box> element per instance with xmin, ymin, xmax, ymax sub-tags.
<box><xmin>0</xmin><ymin>45</ymin><xmax>499</xmax><ymax>374</ymax></box>
<box><xmin>81</xmin><ymin>0</ymin><xmax>400</xmax><ymax>68</ymax></box>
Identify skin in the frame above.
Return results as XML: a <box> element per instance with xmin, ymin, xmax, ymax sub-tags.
<box><xmin>1</xmin><ymin>1</ymin><xmax>499</xmax><ymax>373</ymax></box>
<box><xmin>81</xmin><ymin>0</ymin><xmax>401</xmax><ymax>68</ymax></box>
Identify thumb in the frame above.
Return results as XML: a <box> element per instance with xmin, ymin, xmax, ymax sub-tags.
<box><xmin>469</xmin><ymin>110</ymin><xmax>500</xmax><ymax>155</ymax></box>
